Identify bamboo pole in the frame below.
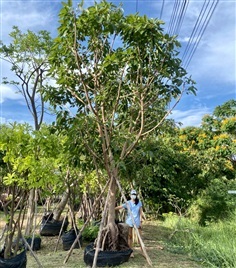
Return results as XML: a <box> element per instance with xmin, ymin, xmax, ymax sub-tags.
<box><xmin>92</xmin><ymin>184</ymin><xmax>110</xmax><ymax>268</ymax></box>
<box><xmin>54</xmin><ymin>211</ymin><xmax>69</xmax><ymax>252</ymax></box>
<box><xmin>69</xmin><ymin>204</ymin><xmax>81</xmax><ymax>247</ymax></box>
<box><xmin>115</xmin><ymin>177</ymin><xmax>152</xmax><ymax>266</ymax></box>
<box><xmin>63</xmin><ymin>178</ymin><xmax>110</xmax><ymax>264</ymax></box>
<box><xmin>20</xmin><ymin>232</ymin><xmax>43</xmax><ymax>268</ymax></box>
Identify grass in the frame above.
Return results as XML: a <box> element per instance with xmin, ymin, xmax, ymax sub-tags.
<box><xmin>26</xmin><ymin>220</ymin><xmax>202</xmax><ymax>268</ymax></box>
<box><xmin>2</xmin><ymin>210</ymin><xmax>236</xmax><ymax>267</ymax></box>
<box><xmin>3</xmin><ymin>210</ymin><xmax>236</xmax><ymax>267</ymax></box>
<box><xmin>161</xmin><ymin>213</ymin><xmax>236</xmax><ymax>268</ymax></box>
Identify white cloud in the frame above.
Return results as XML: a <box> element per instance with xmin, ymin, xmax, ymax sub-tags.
<box><xmin>1</xmin><ymin>1</ymin><xmax>60</xmax><ymax>42</ymax></box>
<box><xmin>0</xmin><ymin>85</ymin><xmax>23</xmax><ymax>104</ymax></box>
<box><xmin>170</xmin><ymin>107</ymin><xmax>211</xmax><ymax>127</ymax></box>
<box><xmin>0</xmin><ymin>117</ymin><xmax>7</xmax><ymax>125</ymax></box>
<box><xmin>184</xmin><ymin>2</ymin><xmax>235</xmax><ymax>84</ymax></box>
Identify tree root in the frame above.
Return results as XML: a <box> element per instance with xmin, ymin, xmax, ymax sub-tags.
<box><xmin>95</xmin><ymin>222</ymin><xmax>129</xmax><ymax>252</ymax></box>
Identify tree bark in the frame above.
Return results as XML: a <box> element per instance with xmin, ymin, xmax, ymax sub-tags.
<box><xmin>25</xmin><ymin>189</ymin><xmax>36</xmax><ymax>236</ymax></box>
<box><xmin>54</xmin><ymin>189</ymin><xmax>69</xmax><ymax>221</ymax></box>
<box><xmin>107</xmin><ymin>171</ymin><xmax>118</xmax><ymax>225</ymax></box>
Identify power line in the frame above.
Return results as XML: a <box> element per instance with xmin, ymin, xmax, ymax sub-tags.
<box><xmin>174</xmin><ymin>0</ymin><xmax>189</xmax><ymax>36</ymax></box>
<box><xmin>167</xmin><ymin>0</ymin><xmax>189</xmax><ymax>37</ymax></box>
<box><xmin>168</xmin><ymin>0</ymin><xmax>180</xmax><ymax>35</ymax></box>
<box><xmin>183</xmin><ymin>0</ymin><xmax>219</xmax><ymax>69</ymax></box>
<box><xmin>160</xmin><ymin>0</ymin><xmax>165</xmax><ymax>19</ymax></box>
<box><xmin>136</xmin><ymin>0</ymin><xmax>219</xmax><ymax>70</ymax></box>
<box><xmin>182</xmin><ymin>0</ymin><xmax>210</xmax><ymax>64</ymax></box>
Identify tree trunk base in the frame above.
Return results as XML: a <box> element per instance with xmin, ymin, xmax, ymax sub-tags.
<box><xmin>95</xmin><ymin>222</ymin><xmax>129</xmax><ymax>252</ymax></box>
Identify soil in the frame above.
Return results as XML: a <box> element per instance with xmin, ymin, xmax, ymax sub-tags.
<box><xmin>26</xmin><ymin>220</ymin><xmax>203</xmax><ymax>268</ymax></box>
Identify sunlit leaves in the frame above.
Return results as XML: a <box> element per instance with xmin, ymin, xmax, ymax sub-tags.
<box><xmin>48</xmin><ymin>0</ymin><xmax>196</xmax><ymax>145</ymax></box>
<box><xmin>0</xmin><ymin>123</ymin><xmax>64</xmax><ymax>190</ymax></box>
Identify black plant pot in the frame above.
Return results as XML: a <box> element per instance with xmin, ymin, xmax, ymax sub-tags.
<box><xmin>61</xmin><ymin>228</ymin><xmax>82</xmax><ymax>251</ymax></box>
<box><xmin>40</xmin><ymin>216</ymin><xmax>69</xmax><ymax>236</ymax></box>
<box><xmin>13</xmin><ymin>236</ymin><xmax>42</xmax><ymax>251</ymax></box>
<box><xmin>0</xmin><ymin>249</ymin><xmax>27</xmax><ymax>268</ymax></box>
<box><xmin>25</xmin><ymin>237</ymin><xmax>41</xmax><ymax>251</ymax></box>
<box><xmin>84</xmin><ymin>243</ymin><xmax>133</xmax><ymax>267</ymax></box>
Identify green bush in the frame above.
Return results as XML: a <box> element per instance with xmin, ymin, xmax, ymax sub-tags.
<box><xmin>82</xmin><ymin>225</ymin><xmax>99</xmax><ymax>242</ymax></box>
<box><xmin>188</xmin><ymin>178</ymin><xmax>235</xmax><ymax>225</ymax></box>
<box><xmin>162</xmin><ymin>211</ymin><xmax>236</xmax><ymax>267</ymax></box>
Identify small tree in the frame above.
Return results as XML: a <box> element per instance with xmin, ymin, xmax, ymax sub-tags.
<box><xmin>47</xmin><ymin>0</ymin><xmax>196</xmax><ymax>253</ymax></box>
<box><xmin>0</xmin><ymin>26</ymin><xmax>54</xmax><ymax>235</ymax></box>
<box><xmin>0</xmin><ymin>123</ymin><xmax>63</xmax><ymax>258</ymax></box>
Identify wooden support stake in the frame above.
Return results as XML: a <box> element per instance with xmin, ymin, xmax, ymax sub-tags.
<box><xmin>54</xmin><ymin>211</ymin><xmax>69</xmax><ymax>252</ymax></box>
<box><xmin>63</xmin><ymin>178</ymin><xmax>110</xmax><ymax>264</ymax></box>
<box><xmin>115</xmin><ymin>177</ymin><xmax>152</xmax><ymax>266</ymax></box>
<box><xmin>20</xmin><ymin>233</ymin><xmax>43</xmax><ymax>268</ymax></box>
<box><xmin>92</xmin><ymin>183</ymin><xmax>111</xmax><ymax>268</ymax></box>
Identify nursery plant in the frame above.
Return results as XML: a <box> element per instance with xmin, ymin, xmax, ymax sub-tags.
<box><xmin>47</xmin><ymin>0</ymin><xmax>196</xmax><ymax>266</ymax></box>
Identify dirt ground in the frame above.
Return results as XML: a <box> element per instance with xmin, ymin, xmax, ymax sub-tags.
<box><xmin>26</xmin><ymin>220</ymin><xmax>203</xmax><ymax>268</ymax></box>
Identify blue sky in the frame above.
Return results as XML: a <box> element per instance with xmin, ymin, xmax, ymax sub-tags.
<box><xmin>0</xmin><ymin>0</ymin><xmax>235</xmax><ymax>127</ymax></box>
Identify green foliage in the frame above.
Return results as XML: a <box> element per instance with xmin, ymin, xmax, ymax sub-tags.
<box><xmin>221</xmin><ymin>117</ymin><xmax>236</xmax><ymax>135</ymax></box>
<box><xmin>202</xmin><ymin>99</ymin><xmax>236</xmax><ymax>136</ymax></box>
<box><xmin>159</xmin><ymin>101</ymin><xmax>236</xmax><ymax>221</ymax></box>
<box><xmin>188</xmin><ymin>178</ymin><xmax>236</xmax><ymax>225</ymax></box>
<box><xmin>213</xmin><ymin>99</ymin><xmax>236</xmax><ymax>119</ymax></box>
<box><xmin>82</xmin><ymin>224</ymin><xmax>99</xmax><ymax>242</ymax></box>
<box><xmin>162</xmin><ymin>213</ymin><xmax>236</xmax><ymax>267</ymax></box>
<box><xmin>47</xmin><ymin>0</ymin><xmax>196</xmax><ymax>174</ymax></box>
<box><xmin>0</xmin><ymin>123</ymin><xmax>65</xmax><ymax>191</ymax></box>
<box><xmin>122</xmin><ymin>133</ymin><xmax>203</xmax><ymax>214</ymax></box>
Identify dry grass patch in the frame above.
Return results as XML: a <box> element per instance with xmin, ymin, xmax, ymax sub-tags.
<box><xmin>26</xmin><ymin>220</ymin><xmax>203</xmax><ymax>268</ymax></box>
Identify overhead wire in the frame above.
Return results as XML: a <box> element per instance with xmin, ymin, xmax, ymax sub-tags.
<box><xmin>181</xmin><ymin>0</ymin><xmax>210</xmax><ymax>64</ymax></box>
<box><xmin>167</xmin><ymin>0</ymin><xmax>180</xmax><ymax>35</ymax></box>
<box><xmin>167</xmin><ymin>0</ymin><xmax>190</xmax><ymax>37</ymax></box>
<box><xmin>183</xmin><ymin>0</ymin><xmax>219</xmax><ymax>69</ymax></box>
<box><xmin>170</xmin><ymin>0</ymin><xmax>184</xmax><ymax>36</ymax></box>
<box><xmin>174</xmin><ymin>0</ymin><xmax>189</xmax><ymax>36</ymax></box>
<box><xmin>135</xmin><ymin>0</ymin><xmax>219</xmax><ymax>70</ymax></box>
<box><xmin>187</xmin><ymin>0</ymin><xmax>220</xmax><ymax>68</ymax></box>
<box><xmin>160</xmin><ymin>0</ymin><xmax>165</xmax><ymax>19</ymax></box>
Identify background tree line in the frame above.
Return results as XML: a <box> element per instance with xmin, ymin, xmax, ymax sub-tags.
<box><xmin>1</xmin><ymin>99</ymin><xmax>235</xmax><ymax>225</ymax></box>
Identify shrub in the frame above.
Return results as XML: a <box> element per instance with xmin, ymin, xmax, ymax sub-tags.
<box><xmin>162</xmin><ymin>211</ymin><xmax>236</xmax><ymax>267</ymax></box>
<box><xmin>188</xmin><ymin>178</ymin><xmax>235</xmax><ymax>225</ymax></box>
<box><xmin>82</xmin><ymin>225</ymin><xmax>99</xmax><ymax>242</ymax></box>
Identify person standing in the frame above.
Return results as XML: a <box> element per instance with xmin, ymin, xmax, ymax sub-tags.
<box><xmin>115</xmin><ymin>189</ymin><xmax>143</xmax><ymax>257</ymax></box>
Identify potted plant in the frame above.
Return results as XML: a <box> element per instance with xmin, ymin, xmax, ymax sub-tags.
<box><xmin>0</xmin><ymin>190</ymin><xmax>27</xmax><ymax>268</ymax></box>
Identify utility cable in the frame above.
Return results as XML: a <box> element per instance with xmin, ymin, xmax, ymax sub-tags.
<box><xmin>172</xmin><ymin>0</ymin><xmax>184</xmax><ymax>35</ymax></box>
<box><xmin>170</xmin><ymin>0</ymin><xmax>181</xmax><ymax>36</ymax></box>
<box><xmin>160</xmin><ymin>0</ymin><xmax>165</xmax><ymax>19</ymax></box>
<box><xmin>182</xmin><ymin>0</ymin><xmax>209</xmax><ymax>63</ymax></box>
<box><xmin>168</xmin><ymin>0</ymin><xmax>179</xmax><ymax>35</ymax></box>
<box><xmin>184</xmin><ymin>0</ymin><xmax>219</xmax><ymax>69</ymax></box>
<box><xmin>175</xmin><ymin>0</ymin><xmax>189</xmax><ymax>36</ymax></box>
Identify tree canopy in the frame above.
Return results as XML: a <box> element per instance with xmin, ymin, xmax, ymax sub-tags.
<box><xmin>47</xmin><ymin>0</ymin><xmax>196</xmax><ymax>173</ymax></box>
<box><xmin>0</xmin><ymin>26</ymin><xmax>53</xmax><ymax>130</ymax></box>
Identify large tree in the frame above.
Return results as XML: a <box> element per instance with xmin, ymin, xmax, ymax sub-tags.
<box><xmin>47</xmin><ymin>0</ymin><xmax>196</xmax><ymax>253</ymax></box>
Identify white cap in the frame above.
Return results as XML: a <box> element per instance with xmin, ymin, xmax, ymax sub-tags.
<box><xmin>130</xmin><ymin>189</ymin><xmax>137</xmax><ymax>195</ymax></box>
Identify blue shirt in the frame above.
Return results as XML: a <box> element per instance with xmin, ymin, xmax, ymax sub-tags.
<box><xmin>122</xmin><ymin>200</ymin><xmax>142</xmax><ymax>228</ymax></box>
